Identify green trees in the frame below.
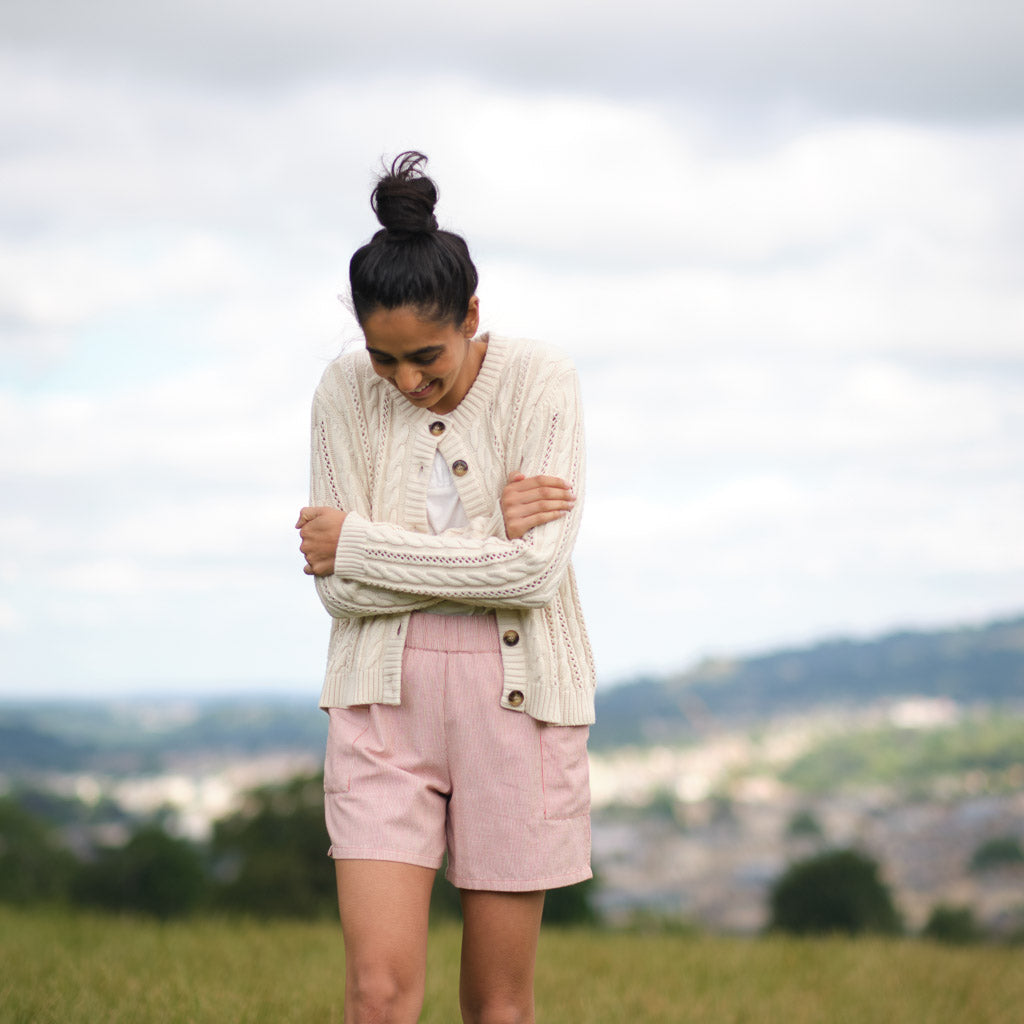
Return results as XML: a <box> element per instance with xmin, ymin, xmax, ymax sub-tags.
<box><xmin>921</xmin><ymin>904</ymin><xmax>981</xmax><ymax>944</ymax></box>
<box><xmin>430</xmin><ymin>868</ymin><xmax>598</xmax><ymax>925</ymax></box>
<box><xmin>543</xmin><ymin>876</ymin><xmax>598</xmax><ymax>925</ymax></box>
<box><xmin>0</xmin><ymin>797</ymin><xmax>77</xmax><ymax>905</ymax></box>
<box><xmin>210</xmin><ymin>773</ymin><xmax>337</xmax><ymax>918</ymax></box>
<box><xmin>785</xmin><ymin>809</ymin><xmax>825</xmax><ymax>840</ymax></box>
<box><xmin>970</xmin><ymin>836</ymin><xmax>1024</xmax><ymax>872</ymax></box>
<box><xmin>72</xmin><ymin>825</ymin><xmax>208</xmax><ymax>918</ymax></box>
<box><xmin>768</xmin><ymin>849</ymin><xmax>902</xmax><ymax>936</ymax></box>
<box><xmin>1</xmin><ymin>774</ymin><xmax>600</xmax><ymax>924</ymax></box>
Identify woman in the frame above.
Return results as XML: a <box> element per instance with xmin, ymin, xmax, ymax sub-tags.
<box><xmin>296</xmin><ymin>152</ymin><xmax>595</xmax><ymax>1024</ymax></box>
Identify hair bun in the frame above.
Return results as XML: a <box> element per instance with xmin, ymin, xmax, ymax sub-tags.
<box><xmin>350</xmin><ymin>149</ymin><xmax>478</xmax><ymax>326</ymax></box>
<box><xmin>371</xmin><ymin>151</ymin><xmax>439</xmax><ymax>235</ymax></box>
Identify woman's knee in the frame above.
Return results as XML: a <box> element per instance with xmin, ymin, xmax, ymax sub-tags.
<box><xmin>460</xmin><ymin>994</ymin><xmax>535</xmax><ymax>1024</ymax></box>
<box><xmin>346</xmin><ymin>959</ymin><xmax>425</xmax><ymax>1023</ymax></box>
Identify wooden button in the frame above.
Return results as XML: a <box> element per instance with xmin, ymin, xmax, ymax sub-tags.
<box><xmin>507</xmin><ymin>690</ymin><xmax>525</xmax><ymax>707</ymax></box>
<box><xmin>452</xmin><ymin>460</ymin><xmax>468</xmax><ymax>477</ymax></box>
<box><xmin>502</xmin><ymin>630</ymin><xmax>520</xmax><ymax>646</ymax></box>
<box><xmin>429</xmin><ymin>421</ymin><xmax>446</xmax><ymax>435</ymax></box>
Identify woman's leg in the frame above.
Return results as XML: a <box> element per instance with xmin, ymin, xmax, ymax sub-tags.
<box><xmin>336</xmin><ymin>859</ymin><xmax>436</xmax><ymax>1024</ymax></box>
<box><xmin>458</xmin><ymin>889</ymin><xmax>546</xmax><ymax>1024</ymax></box>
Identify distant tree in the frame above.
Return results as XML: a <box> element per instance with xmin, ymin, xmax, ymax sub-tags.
<box><xmin>430</xmin><ymin>868</ymin><xmax>463</xmax><ymax>922</ymax></box>
<box><xmin>768</xmin><ymin>849</ymin><xmax>902</xmax><ymax>936</ymax></box>
<box><xmin>786</xmin><ymin>810</ymin><xmax>824</xmax><ymax>840</ymax></box>
<box><xmin>543</xmin><ymin>876</ymin><xmax>599</xmax><ymax>926</ymax></box>
<box><xmin>708</xmin><ymin>794</ymin><xmax>736</xmax><ymax>826</ymax></box>
<box><xmin>72</xmin><ymin>824</ymin><xmax>208</xmax><ymax>918</ymax></box>
<box><xmin>641</xmin><ymin>787</ymin><xmax>683</xmax><ymax>824</ymax></box>
<box><xmin>211</xmin><ymin>774</ymin><xmax>601</xmax><ymax>924</ymax></box>
<box><xmin>0</xmin><ymin>797</ymin><xmax>77</xmax><ymax>905</ymax></box>
<box><xmin>970</xmin><ymin>836</ymin><xmax>1024</xmax><ymax>872</ymax></box>
<box><xmin>921</xmin><ymin>904</ymin><xmax>982</xmax><ymax>945</ymax></box>
<box><xmin>210</xmin><ymin>773</ymin><xmax>336</xmax><ymax>918</ymax></box>
<box><xmin>429</xmin><ymin>864</ymin><xmax>599</xmax><ymax>926</ymax></box>
<box><xmin>999</xmin><ymin>907</ymin><xmax>1024</xmax><ymax>946</ymax></box>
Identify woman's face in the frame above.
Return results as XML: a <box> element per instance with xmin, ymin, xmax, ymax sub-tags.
<box><xmin>362</xmin><ymin>299</ymin><xmax>481</xmax><ymax>415</ymax></box>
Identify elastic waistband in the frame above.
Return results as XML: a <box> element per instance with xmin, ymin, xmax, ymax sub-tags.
<box><xmin>405</xmin><ymin>611</ymin><xmax>499</xmax><ymax>652</ymax></box>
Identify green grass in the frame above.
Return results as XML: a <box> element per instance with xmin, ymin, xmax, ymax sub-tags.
<box><xmin>2</xmin><ymin>907</ymin><xmax>1022</xmax><ymax>1023</ymax></box>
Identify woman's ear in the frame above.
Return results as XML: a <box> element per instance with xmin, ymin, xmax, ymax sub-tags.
<box><xmin>462</xmin><ymin>295</ymin><xmax>480</xmax><ymax>337</ymax></box>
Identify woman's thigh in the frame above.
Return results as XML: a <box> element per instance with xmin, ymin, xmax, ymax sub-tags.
<box><xmin>335</xmin><ymin>860</ymin><xmax>436</xmax><ymax>1018</ymax></box>
<box><xmin>458</xmin><ymin>889</ymin><xmax>546</xmax><ymax>1022</ymax></box>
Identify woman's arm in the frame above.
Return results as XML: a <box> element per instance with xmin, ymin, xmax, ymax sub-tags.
<box><xmin>298</xmin><ymin>508</ymin><xmax>439</xmax><ymax>617</ymax></box>
<box><xmin>321</xmin><ymin>368</ymin><xmax>586</xmax><ymax>610</ymax></box>
<box><xmin>315</xmin><ymin>571</ymin><xmax>447</xmax><ymax>618</ymax></box>
<box><xmin>305</xmin><ymin>386</ymin><xmax>443</xmax><ymax>619</ymax></box>
<box><xmin>300</xmin><ymin>469</ymin><xmax>574</xmax><ymax>576</ymax></box>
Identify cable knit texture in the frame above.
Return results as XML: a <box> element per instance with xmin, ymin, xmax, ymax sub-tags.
<box><xmin>310</xmin><ymin>333</ymin><xmax>596</xmax><ymax>725</ymax></box>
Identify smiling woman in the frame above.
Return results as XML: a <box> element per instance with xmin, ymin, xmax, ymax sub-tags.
<box><xmin>293</xmin><ymin>151</ymin><xmax>595</xmax><ymax>1024</ymax></box>
<box><xmin>362</xmin><ymin>301</ymin><xmax>485</xmax><ymax>414</ymax></box>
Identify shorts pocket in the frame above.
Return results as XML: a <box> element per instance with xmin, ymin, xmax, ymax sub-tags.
<box><xmin>539</xmin><ymin>724</ymin><xmax>591</xmax><ymax>820</ymax></box>
<box><xmin>324</xmin><ymin>707</ymin><xmax>371</xmax><ymax>794</ymax></box>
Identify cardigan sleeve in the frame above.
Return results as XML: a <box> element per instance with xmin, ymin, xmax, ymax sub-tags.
<box><xmin>326</xmin><ymin>366</ymin><xmax>586</xmax><ymax>611</ymax></box>
<box><xmin>309</xmin><ymin>385</ymin><xmax>442</xmax><ymax>619</ymax></box>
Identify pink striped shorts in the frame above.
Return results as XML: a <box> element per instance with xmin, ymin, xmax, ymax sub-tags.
<box><xmin>324</xmin><ymin>612</ymin><xmax>592</xmax><ymax>891</ymax></box>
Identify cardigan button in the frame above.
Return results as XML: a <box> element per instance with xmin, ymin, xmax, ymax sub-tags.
<box><xmin>429</xmin><ymin>421</ymin><xmax>446</xmax><ymax>436</ymax></box>
<box><xmin>451</xmin><ymin>460</ymin><xmax>469</xmax><ymax>477</ymax></box>
<box><xmin>507</xmin><ymin>690</ymin><xmax>525</xmax><ymax>707</ymax></box>
<box><xmin>502</xmin><ymin>630</ymin><xmax>520</xmax><ymax>647</ymax></box>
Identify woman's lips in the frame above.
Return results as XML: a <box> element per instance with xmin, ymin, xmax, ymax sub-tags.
<box><xmin>405</xmin><ymin>381</ymin><xmax>436</xmax><ymax>399</ymax></box>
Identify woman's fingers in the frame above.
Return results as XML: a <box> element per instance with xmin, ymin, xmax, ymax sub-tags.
<box><xmin>510</xmin><ymin>492</ymin><xmax>575</xmax><ymax>516</ymax></box>
<box><xmin>521</xmin><ymin>508</ymin><xmax>570</xmax><ymax>528</ymax></box>
<box><xmin>295</xmin><ymin>506</ymin><xmax>346</xmax><ymax>575</ymax></box>
<box><xmin>504</xmin><ymin>476</ymin><xmax>574</xmax><ymax>505</ymax></box>
<box><xmin>500</xmin><ymin>475</ymin><xmax>576</xmax><ymax>539</ymax></box>
<box><xmin>295</xmin><ymin>505</ymin><xmax>336</xmax><ymax>528</ymax></box>
<box><xmin>518</xmin><ymin>490</ymin><xmax>574</xmax><ymax>507</ymax></box>
<box><xmin>506</xmin><ymin>474</ymin><xmax>571</xmax><ymax>492</ymax></box>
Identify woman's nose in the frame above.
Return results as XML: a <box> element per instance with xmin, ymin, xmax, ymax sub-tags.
<box><xmin>395</xmin><ymin>364</ymin><xmax>420</xmax><ymax>392</ymax></box>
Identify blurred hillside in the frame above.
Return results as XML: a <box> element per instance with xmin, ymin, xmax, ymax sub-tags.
<box><xmin>0</xmin><ymin>699</ymin><xmax>326</xmax><ymax>776</ymax></box>
<box><xmin>2</xmin><ymin>613</ymin><xmax>1021</xmax><ymax>772</ymax></box>
<box><xmin>591</xmin><ymin>614</ymin><xmax>1024</xmax><ymax>748</ymax></box>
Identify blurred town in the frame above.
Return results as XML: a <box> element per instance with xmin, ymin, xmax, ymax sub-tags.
<box><xmin>2</xmin><ymin>614</ymin><xmax>1023</xmax><ymax>938</ymax></box>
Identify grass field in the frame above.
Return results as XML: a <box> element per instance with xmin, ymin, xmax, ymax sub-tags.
<box><xmin>2</xmin><ymin>907</ymin><xmax>1021</xmax><ymax>1023</ymax></box>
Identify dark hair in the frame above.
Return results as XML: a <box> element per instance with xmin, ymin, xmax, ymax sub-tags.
<box><xmin>349</xmin><ymin>152</ymin><xmax>479</xmax><ymax>328</ymax></box>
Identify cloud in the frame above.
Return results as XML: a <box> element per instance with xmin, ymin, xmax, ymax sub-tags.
<box><xmin>0</xmin><ymin>600</ymin><xmax>24</xmax><ymax>632</ymax></box>
<box><xmin>3</xmin><ymin>1</ymin><xmax>1023</xmax><ymax>121</ymax></box>
<box><xmin>1</xmin><ymin>15</ymin><xmax>1022</xmax><ymax>693</ymax></box>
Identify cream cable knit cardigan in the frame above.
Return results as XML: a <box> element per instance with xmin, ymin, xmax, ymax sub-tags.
<box><xmin>310</xmin><ymin>333</ymin><xmax>596</xmax><ymax>726</ymax></box>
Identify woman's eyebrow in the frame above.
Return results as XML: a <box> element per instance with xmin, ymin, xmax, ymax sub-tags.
<box><xmin>366</xmin><ymin>344</ymin><xmax>444</xmax><ymax>359</ymax></box>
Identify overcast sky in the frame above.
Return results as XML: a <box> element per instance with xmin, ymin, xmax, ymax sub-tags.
<box><xmin>2</xmin><ymin>1</ymin><xmax>1023</xmax><ymax>697</ymax></box>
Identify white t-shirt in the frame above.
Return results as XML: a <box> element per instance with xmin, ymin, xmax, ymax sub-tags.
<box><xmin>426</xmin><ymin>449</ymin><xmax>470</xmax><ymax>533</ymax></box>
<box><xmin>425</xmin><ymin>450</ymin><xmax>482</xmax><ymax>615</ymax></box>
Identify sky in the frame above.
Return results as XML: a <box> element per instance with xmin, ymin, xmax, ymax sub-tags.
<box><xmin>1</xmin><ymin>1</ymin><xmax>1023</xmax><ymax>697</ymax></box>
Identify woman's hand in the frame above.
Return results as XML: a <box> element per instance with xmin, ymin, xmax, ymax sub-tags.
<box><xmin>295</xmin><ymin>506</ymin><xmax>347</xmax><ymax>575</ymax></box>
<box><xmin>500</xmin><ymin>473</ymin><xmax>575</xmax><ymax>540</ymax></box>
